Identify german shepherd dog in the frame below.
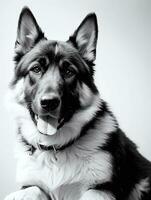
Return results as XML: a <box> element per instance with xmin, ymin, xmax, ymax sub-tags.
<box><xmin>4</xmin><ymin>7</ymin><xmax>151</xmax><ymax>200</ymax></box>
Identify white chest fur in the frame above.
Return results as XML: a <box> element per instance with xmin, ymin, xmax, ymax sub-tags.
<box><xmin>16</xmin><ymin>144</ymin><xmax>112</xmax><ymax>199</ymax></box>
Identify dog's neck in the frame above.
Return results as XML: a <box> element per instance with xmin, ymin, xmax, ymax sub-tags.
<box><xmin>20</xmin><ymin>131</ymin><xmax>77</xmax><ymax>157</ymax></box>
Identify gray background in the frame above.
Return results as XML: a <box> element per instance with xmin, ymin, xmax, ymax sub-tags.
<box><xmin>0</xmin><ymin>0</ymin><xmax>151</xmax><ymax>199</ymax></box>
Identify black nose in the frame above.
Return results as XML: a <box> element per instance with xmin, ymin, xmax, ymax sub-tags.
<box><xmin>40</xmin><ymin>96</ymin><xmax>60</xmax><ymax>111</ymax></box>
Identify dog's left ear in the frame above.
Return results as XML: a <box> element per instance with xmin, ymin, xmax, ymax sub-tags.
<box><xmin>15</xmin><ymin>7</ymin><xmax>44</xmax><ymax>54</ymax></box>
<box><xmin>69</xmin><ymin>13</ymin><xmax>98</xmax><ymax>63</ymax></box>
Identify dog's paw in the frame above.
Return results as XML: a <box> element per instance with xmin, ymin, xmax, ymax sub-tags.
<box><xmin>4</xmin><ymin>186</ymin><xmax>49</xmax><ymax>200</ymax></box>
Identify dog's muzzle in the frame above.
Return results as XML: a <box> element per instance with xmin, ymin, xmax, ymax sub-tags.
<box><xmin>34</xmin><ymin>94</ymin><xmax>62</xmax><ymax>136</ymax></box>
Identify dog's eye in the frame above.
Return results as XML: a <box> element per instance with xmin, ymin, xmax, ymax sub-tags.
<box><xmin>31</xmin><ymin>65</ymin><xmax>42</xmax><ymax>74</ymax></box>
<box><xmin>62</xmin><ymin>61</ymin><xmax>76</xmax><ymax>79</ymax></box>
<box><xmin>63</xmin><ymin>68</ymin><xmax>75</xmax><ymax>78</ymax></box>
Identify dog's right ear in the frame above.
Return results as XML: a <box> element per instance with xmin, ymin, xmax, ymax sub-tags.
<box><xmin>15</xmin><ymin>7</ymin><xmax>44</xmax><ymax>55</ymax></box>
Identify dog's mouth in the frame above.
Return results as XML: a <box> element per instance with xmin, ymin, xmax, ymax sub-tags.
<box><xmin>35</xmin><ymin>115</ymin><xmax>58</xmax><ymax>136</ymax></box>
<box><xmin>28</xmin><ymin>97</ymin><xmax>75</xmax><ymax>136</ymax></box>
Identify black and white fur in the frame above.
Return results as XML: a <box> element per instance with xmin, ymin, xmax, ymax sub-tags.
<box><xmin>4</xmin><ymin>7</ymin><xmax>151</xmax><ymax>200</ymax></box>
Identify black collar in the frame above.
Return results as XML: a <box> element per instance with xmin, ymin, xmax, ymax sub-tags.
<box><xmin>21</xmin><ymin>133</ymin><xmax>76</xmax><ymax>156</ymax></box>
<box><xmin>38</xmin><ymin>139</ymin><xmax>75</xmax><ymax>152</ymax></box>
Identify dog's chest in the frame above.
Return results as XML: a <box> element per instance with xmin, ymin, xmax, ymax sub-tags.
<box><xmin>51</xmin><ymin>182</ymin><xmax>83</xmax><ymax>200</ymax></box>
<box><xmin>16</xmin><ymin>146</ymin><xmax>112</xmax><ymax>199</ymax></box>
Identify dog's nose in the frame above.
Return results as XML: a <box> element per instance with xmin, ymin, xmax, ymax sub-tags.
<box><xmin>40</xmin><ymin>96</ymin><xmax>60</xmax><ymax>111</ymax></box>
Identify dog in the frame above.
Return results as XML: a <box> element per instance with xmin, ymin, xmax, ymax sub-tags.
<box><xmin>4</xmin><ymin>7</ymin><xmax>151</xmax><ymax>200</ymax></box>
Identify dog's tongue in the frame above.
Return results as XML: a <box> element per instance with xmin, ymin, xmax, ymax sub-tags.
<box><xmin>37</xmin><ymin>116</ymin><xmax>58</xmax><ymax>135</ymax></box>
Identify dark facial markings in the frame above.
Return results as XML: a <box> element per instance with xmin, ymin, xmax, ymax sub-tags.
<box><xmin>25</xmin><ymin>48</ymin><xmax>80</xmax><ymax>90</ymax></box>
<box><xmin>60</xmin><ymin>60</ymin><xmax>77</xmax><ymax>82</ymax></box>
<box><xmin>13</xmin><ymin>40</ymin><xmax>98</xmax><ymax>125</ymax></box>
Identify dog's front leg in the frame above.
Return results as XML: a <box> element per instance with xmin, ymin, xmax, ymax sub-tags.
<box><xmin>80</xmin><ymin>190</ymin><xmax>115</xmax><ymax>200</ymax></box>
<box><xmin>4</xmin><ymin>186</ymin><xmax>50</xmax><ymax>200</ymax></box>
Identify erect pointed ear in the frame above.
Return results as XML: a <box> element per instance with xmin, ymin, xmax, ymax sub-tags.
<box><xmin>69</xmin><ymin>13</ymin><xmax>98</xmax><ymax>63</ymax></box>
<box><xmin>15</xmin><ymin>7</ymin><xmax>44</xmax><ymax>54</ymax></box>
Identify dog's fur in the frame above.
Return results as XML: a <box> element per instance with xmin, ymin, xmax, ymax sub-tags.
<box><xmin>4</xmin><ymin>7</ymin><xmax>151</xmax><ymax>200</ymax></box>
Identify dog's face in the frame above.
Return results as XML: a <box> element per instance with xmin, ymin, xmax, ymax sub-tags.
<box><xmin>12</xmin><ymin>7</ymin><xmax>98</xmax><ymax>136</ymax></box>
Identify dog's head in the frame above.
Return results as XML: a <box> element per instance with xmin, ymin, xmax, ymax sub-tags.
<box><xmin>12</xmin><ymin>7</ymin><xmax>99</xmax><ymax>136</ymax></box>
